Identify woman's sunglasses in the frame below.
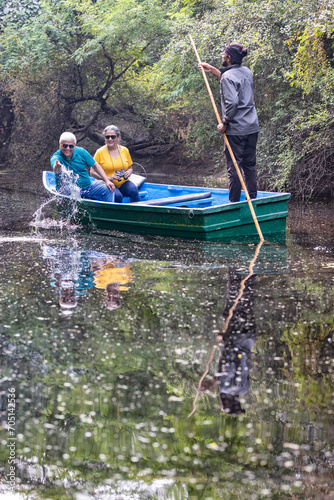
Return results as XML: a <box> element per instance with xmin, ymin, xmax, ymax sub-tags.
<box><xmin>105</xmin><ymin>135</ymin><xmax>117</xmax><ymax>140</ymax></box>
<box><xmin>61</xmin><ymin>144</ymin><xmax>75</xmax><ymax>149</ymax></box>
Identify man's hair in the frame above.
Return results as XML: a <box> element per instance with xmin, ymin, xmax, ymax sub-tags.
<box><xmin>225</xmin><ymin>43</ymin><xmax>248</xmax><ymax>65</ymax></box>
<box><xmin>59</xmin><ymin>132</ymin><xmax>77</xmax><ymax>144</ymax></box>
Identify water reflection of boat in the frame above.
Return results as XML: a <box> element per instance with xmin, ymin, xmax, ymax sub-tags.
<box><xmin>42</xmin><ymin>246</ymin><xmax>132</xmax><ymax>313</ymax></box>
<box><xmin>200</xmin><ymin>241</ymin><xmax>290</xmax><ymax>275</ymax></box>
<box><xmin>43</xmin><ymin>171</ymin><xmax>290</xmax><ymax>242</ymax></box>
<box><xmin>151</xmin><ymin>240</ymin><xmax>289</xmax><ymax>275</ymax></box>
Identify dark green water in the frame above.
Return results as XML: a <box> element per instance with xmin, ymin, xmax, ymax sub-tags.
<box><xmin>0</xmin><ymin>181</ymin><xmax>333</xmax><ymax>499</ymax></box>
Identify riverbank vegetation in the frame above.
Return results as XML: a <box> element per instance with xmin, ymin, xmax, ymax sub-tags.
<box><xmin>0</xmin><ymin>0</ymin><xmax>333</xmax><ymax>199</ymax></box>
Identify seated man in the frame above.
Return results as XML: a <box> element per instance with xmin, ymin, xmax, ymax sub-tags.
<box><xmin>50</xmin><ymin>132</ymin><xmax>116</xmax><ymax>202</ymax></box>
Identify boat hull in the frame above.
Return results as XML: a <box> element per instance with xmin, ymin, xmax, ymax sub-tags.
<box><xmin>43</xmin><ymin>172</ymin><xmax>290</xmax><ymax>242</ymax></box>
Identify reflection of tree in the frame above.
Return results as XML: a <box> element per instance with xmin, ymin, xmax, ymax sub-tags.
<box><xmin>189</xmin><ymin>242</ymin><xmax>262</xmax><ymax>417</ymax></box>
<box><xmin>42</xmin><ymin>246</ymin><xmax>132</xmax><ymax>313</ymax></box>
<box><xmin>283</xmin><ymin>322</ymin><xmax>324</xmax><ymax>377</ymax></box>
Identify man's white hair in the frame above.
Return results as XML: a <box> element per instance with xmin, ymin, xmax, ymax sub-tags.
<box><xmin>59</xmin><ymin>132</ymin><xmax>77</xmax><ymax>144</ymax></box>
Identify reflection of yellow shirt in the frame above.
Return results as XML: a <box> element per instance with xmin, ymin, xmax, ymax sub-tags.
<box><xmin>93</xmin><ymin>145</ymin><xmax>132</xmax><ymax>188</ymax></box>
<box><xmin>94</xmin><ymin>264</ymin><xmax>132</xmax><ymax>291</ymax></box>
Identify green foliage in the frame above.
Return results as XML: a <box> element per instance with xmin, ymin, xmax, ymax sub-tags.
<box><xmin>1</xmin><ymin>0</ymin><xmax>334</xmax><ymax>197</ymax></box>
<box><xmin>0</xmin><ymin>0</ymin><xmax>171</xmax><ymax>161</ymax></box>
<box><xmin>1</xmin><ymin>0</ymin><xmax>169</xmax><ymax>76</ymax></box>
<box><xmin>0</xmin><ymin>0</ymin><xmax>41</xmax><ymax>26</ymax></box>
<box><xmin>154</xmin><ymin>0</ymin><xmax>334</xmax><ymax>198</ymax></box>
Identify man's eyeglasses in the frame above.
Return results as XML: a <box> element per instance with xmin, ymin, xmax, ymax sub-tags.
<box><xmin>105</xmin><ymin>135</ymin><xmax>117</xmax><ymax>140</ymax></box>
<box><xmin>61</xmin><ymin>144</ymin><xmax>75</xmax><ymax>149</ymax></box>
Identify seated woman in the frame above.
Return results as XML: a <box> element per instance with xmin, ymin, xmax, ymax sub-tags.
<box><xmin>92</xmin><ymin>125</ymin><xmax>140</xmax><ymax>203</ymax></box>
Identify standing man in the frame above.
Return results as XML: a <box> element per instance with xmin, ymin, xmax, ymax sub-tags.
<box><xmin>51</xmin><ymin>132</ymin><xmax>116</xmax><ymax>202</ymax></box>
<box><xmin>199</xmin><ymin>43</ymin><xmax>259</xmax><ymax>203</ymax></box>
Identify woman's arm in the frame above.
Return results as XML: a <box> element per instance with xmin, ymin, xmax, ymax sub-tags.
<box><xmin>90</xmin><ymin>163</ymin><xmax>120</xmax><ymax>182</ymax></box>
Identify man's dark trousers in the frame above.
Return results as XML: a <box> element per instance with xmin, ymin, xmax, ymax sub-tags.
<box><xmin>224</xmin><ymin>132</ymin><xmax>258</xmax><ymax>203</ymax></box>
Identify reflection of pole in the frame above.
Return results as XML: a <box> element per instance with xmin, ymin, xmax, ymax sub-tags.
<box><xmin>220</xmin><ymin>240</ymin><xmax>262</xmax><ymax>334</ymax></box>
<box><xmin>189</xmin><ymin>33</ymin><xmax>264</xmax><ymax>242</ymax></box>
<box><xmin>188</xmin><ymin>240</ymin><xmax>263</xmax><ymax>418</ymax></box>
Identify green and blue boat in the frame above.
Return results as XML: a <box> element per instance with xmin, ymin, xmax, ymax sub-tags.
<box><xmin>43</xmin><ymin>171</ymin><xmax>290</xmax><ymax>242</ymax></box>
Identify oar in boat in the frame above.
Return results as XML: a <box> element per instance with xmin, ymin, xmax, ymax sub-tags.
<box><xmin>134</xmin><ymin>191</ymin><xmax>211</xmax><ymax>206</ymax></box>
<box><xmin>189</xmin><ymin>34</ymin><xmax>264</xmax><ymax>242</ymax></box>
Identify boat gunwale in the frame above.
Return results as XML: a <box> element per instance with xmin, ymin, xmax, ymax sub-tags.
<box><xmin>42</xmin><ymin>171</ymin><xmax>291</xmax><ymax>215</ymax></box>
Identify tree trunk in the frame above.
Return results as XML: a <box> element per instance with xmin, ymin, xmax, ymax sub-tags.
<box><xmin>0</xmin><ymin>91</ymin><xmax>14</xmax><ymax>167</ymax></box>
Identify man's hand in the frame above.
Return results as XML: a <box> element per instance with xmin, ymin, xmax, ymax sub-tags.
<box><xmin>105</xmin><ymin>179</ymin><xmax>115</xmax><ymax>192</ymax></box>
<box><xmin>198</xmin><ymin>62</ymin><xmax>212</xmax><ymax>72</ymax></box>
<box><xmin>218</xmin><ymin>123</ymin><xmax>228</xmax><ymax>134</ymax></box>
<box><xmin>53</xmin><ymin>159</ymin><xmax>64</xmax><ymax>174</ymax></box>
<box><xmin>198</xmin><ymin>62</ymin><xmax>221</xmax><ymax>79</ymax></box>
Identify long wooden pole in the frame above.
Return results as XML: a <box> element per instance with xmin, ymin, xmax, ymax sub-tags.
<box><xmin>189</xmin><ymin>34</ymin><xmax>264</xmax><ymax>242</ymax></box>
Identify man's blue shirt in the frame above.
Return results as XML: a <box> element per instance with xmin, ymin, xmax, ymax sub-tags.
<box><xmin>50</xmin><ymin>147</ymin><xmax>95</xmax><ymax>189</ymax></box>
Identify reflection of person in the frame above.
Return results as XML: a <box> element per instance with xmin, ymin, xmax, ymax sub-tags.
<box><xmin>92</xmin><ymin>256</ymin><xmax>132</xmax><ymax>310</ymax></box>
<box><xmin>93</xmin><ymin>258</ymin><xmax>132</xmax><ymax>290</ymax></box>
<box><xmin>56</xmin><ymin>278</ymin><xmax>78</xmax><ymax>315</ymax></box>
<box><xmin>199</xmin><ymin>43</ymin><xmax>259</xmax><ymax>203</ymax></box>
<box><xmin>43</xmin><ymin>246</ymin><xmax>132</xmax><ymax>312</ymax></box>
<box><xmin>199</xmin><ymin>269</ymin><xmax>257</xmax><ymax>415</ymax></box>
<box><xmin>92</xmin><ymin>125</ymin><xmax>140</xmax><ymax>203</ymax></box>
<box><xmin>43</xmin><ymin>246</ymin><xmax>98</xmax><ymax>313</ymax></box>
<box><xmin>50</xmin><ymin>132</ymin><xmax>115</xmax><ymax>202</ymax></box>
<box><xmin>104</xmin><ymin>283</ymin><xmax>121</xmax><ymax>311</ymax></box>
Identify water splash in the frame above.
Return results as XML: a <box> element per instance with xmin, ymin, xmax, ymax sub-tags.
<box><xmin>30</xmin><ymin>198</ymin><xmax>55</xmax><ymax>226</ymax></box>
<box><xmin>30</xmin><ymin>198</ymin><xmax>77</xmax><ymax>231</ymax></box>
<box><xmin>59</xmin><ymin>167</ymin><xmax>82</xmax><ymax>200</ymax></box>
<box><xmin>31</xmin><ymin>167</ymin><xmax>82</xmax><ymax>231</ymax></box>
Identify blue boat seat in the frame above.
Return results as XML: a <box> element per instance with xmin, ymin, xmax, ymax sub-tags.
<box><xmin>139</xmin><ymin>191</ymin><xmax>148</xmax><ymax>200</ymax></box>
<box><xmin>173</xmin><ymin>197</ymin><xmax>214</xmax><ymax>208</ymax></box>
<box><xmin>167</xmin><ymin>186</ymin><xmax>185</xmax><ymax>192</ymax></box>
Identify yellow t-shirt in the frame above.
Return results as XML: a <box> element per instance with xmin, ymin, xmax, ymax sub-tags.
<box><xmin>94</xmin><ymin>145</ymin><xmax>133</xmax><ymax>188</ymax></box>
